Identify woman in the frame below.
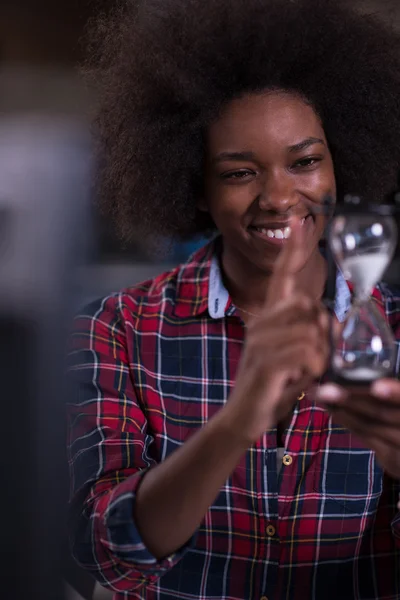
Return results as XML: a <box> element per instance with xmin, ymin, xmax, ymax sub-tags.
<box><xmin>68</xmin><ymin>0</ymin><xmax>400</xmax><ymax>598</ymax></box>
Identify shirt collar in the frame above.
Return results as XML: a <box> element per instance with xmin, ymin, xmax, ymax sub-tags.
<box><xmin>173</xmin><ymin>240</ymin><xmax>216</xmax><ymax>318</ymax></box>
<box><xmin>174</xmin><ymin>237</ymin><xmax>352</xmax><ymax>322</ymax></box>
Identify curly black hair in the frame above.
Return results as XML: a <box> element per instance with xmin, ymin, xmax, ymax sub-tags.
<box><xmin>85</xmin><ymin>0</ymin><xmax>400</xmax><ymax>242</ymax></box>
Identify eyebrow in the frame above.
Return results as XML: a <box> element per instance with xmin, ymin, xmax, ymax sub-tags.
<box><xmin>213</xmin><ymin>151</ymin><xmax>257</xmax><ymax>164</ymax></box>
<box><xmin>288</xmin><ymin>137</ymin><xmax>325</xmax><ymax>153</ymax></box>
<box><xmin>213</xmin><ymin>137</ymin><xmax>325</xmax><ymax>164</ymax></box>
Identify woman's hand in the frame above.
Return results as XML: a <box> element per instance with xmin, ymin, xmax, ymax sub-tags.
<box><xmin>224</xmin><ymin>218</ymin><xmax>330</xmax><ymax>445</ymax></box>
<box><xmin>314</xmin><ymin>379</ymin><xmax>400</xmax><ymax>480</ymax></box>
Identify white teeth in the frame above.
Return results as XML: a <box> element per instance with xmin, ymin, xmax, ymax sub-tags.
<box><xmin>301</xmin><ymin>217</ymin><xmax>306</xmax><ymax>225</ymax></box>
<box><xmin>254</xmin><ymin>225</ymin><xmax>294</xmax><ymax>239</ymax></box>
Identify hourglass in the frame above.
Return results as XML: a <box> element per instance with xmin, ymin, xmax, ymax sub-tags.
<box><xmin>327</xmin><ymin>198</ymin><xmax>398</xmax><ymax>384</ymax></box>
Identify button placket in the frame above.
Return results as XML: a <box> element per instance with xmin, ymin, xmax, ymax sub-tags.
<box><xmin>266</xmin><ymin>524</ymin><xmax>276</xmax><ymax>537</ymax></box>
<box><xmin>282</xmin><ymin>454</ymin><xmax>293</xmax><ymax>466</ymax></box>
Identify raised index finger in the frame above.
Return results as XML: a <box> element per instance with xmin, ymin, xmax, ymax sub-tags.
<box><xmin>264</xmin><ymin>216</ymin><xmax>307</xmax><ymax>308</ymax></box>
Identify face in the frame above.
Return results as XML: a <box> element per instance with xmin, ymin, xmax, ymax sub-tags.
<box><xmin>202</xmin><ymin>91</ymin><xmax>336</xmax><ymax>275</ymax></box>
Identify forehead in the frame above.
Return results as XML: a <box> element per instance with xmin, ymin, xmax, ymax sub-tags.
<box><xmin>207</xmin><ymin>91</ymin><xmax>326</xmax><ymax>152</ymax></box>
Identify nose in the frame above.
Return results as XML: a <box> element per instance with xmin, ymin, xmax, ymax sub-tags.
<box><xmin>258</xmin><ymin>171</ymin><xmax>298</xmax><ymax>212</ymax></box>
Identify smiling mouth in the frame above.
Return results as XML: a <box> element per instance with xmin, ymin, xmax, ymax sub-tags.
<box><xmin>249</xmin><ymin>216</ymin><xmax>312</xmax><ymax>240</ymax></box>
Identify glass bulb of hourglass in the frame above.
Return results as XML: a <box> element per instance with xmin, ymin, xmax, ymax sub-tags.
<box><xmin>329</xmin><ymin>213</ymin><xmax>398</xmax><ymax>383</ymax></box>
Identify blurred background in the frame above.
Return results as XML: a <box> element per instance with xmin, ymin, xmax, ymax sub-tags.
<box><xmin>1</xmin><ymin>1</ymin><xmax>400</xmax><ymax>600</ymax></box>
<box><xmin>0</xmin><ymin>0</ymin><xmax>209</xmax><ymax>312</ymax></box>
<box><xmin>1</xmin><ymin>0</ymin><xmax>399</xmax><ymax>306</ymax></box>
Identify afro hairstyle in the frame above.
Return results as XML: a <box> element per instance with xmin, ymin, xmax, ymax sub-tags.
<box><xmin>85</xmin><ymin>0</ymin><xmax>400</xmax><ymax>241</ymax></box>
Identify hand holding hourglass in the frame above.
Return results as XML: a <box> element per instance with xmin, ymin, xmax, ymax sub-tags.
<box><xmin>310</xmin><ymin>193</ymin><xmax>400</xmax><ymax>481</ymax></box>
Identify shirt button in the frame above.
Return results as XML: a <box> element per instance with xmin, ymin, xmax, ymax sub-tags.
<box><xmin>266</xmin><ymin>524</ymin><xmax>276</xmax><ymax>537</ymax></box>
<box><xmin>283</xmin><ymin>454</ymin><xmax>293</xmax><ymax>466</ymax></box>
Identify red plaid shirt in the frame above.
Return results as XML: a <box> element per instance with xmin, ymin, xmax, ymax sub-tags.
<box><xmin>68</xmin><ymin>239</ymin><xmax>400</xmax><ymax>600</ymax></box>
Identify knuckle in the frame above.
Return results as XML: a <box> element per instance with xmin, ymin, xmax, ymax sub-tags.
<box><xmin>294</xmin><ymin>295</ymin><xmax>313</xmax><ymax>311</ymax></box>
<box><xmin>303</xmin><ymin>347</ymin><xmax>323</xmax><ymax>375</ymax></box>
<box><xmin>319</xmin><ymin>305</ymin><xmax>330</xmax><ymax>323</ymax></box>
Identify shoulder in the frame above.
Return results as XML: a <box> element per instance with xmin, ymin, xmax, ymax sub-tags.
<box><xmin>75</xmin><ymin>266</ymin><xmax>181</xmax><ymax>329</ymax></box>
<box><xmin>74</xmin><ymin>240</ymin><xmax>214</xmax><ymax>329</ymax></box>
<box><xmin>70</xmin><ymin>267</ymin><xmax>183</xmax><ymax>363</ymax></box>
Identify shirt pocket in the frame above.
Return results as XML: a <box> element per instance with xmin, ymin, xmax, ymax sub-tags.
<box><xmin>312</xmin><ymin>441</ymin><xmax>384</xmax><ymax>515</ymax></box>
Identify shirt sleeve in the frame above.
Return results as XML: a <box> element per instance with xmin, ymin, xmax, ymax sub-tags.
<box><xmin>67</xmin><ymin>293</ymin><xmax>195</xmax><ymax>594</ymax></box>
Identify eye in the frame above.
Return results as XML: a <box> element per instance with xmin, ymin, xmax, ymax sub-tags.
<box><xmin>292</xmin><ymin>156</ymin><xmax>322</xmax><ymax>170</ymax></box>
<box><xmin>220</xmin><ymin>169</ymin><xmax>255</xmax><ymax>180</ymax></box>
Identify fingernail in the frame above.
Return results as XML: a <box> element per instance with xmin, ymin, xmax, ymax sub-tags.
<box><xmin>371</xmin><ymin>380</ymin><xmax>392</xmax><ymax>398</ymax></box>
<box><xmin>315</xmin><ymin>384</ymin><xmax>348</xmax><ymax>403</ymax></box>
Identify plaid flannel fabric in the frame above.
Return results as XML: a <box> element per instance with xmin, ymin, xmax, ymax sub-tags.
<box><xmin>67</xmin><ymin>239</ymin><xmax>400</xmax><ymax>600</ymax></box>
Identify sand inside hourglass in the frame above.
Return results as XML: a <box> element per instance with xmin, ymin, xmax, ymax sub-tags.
<box><xmin>335</xmin><ymin>251</ymin><xmax>394</xmax><ymax>382</ymax></box>
<box><xmin>342</xmin><ymin>253</ymin><xmax>389</xmax><ymax>295</ymax></box>
<box><xmin>337</xmin><ymin>366</ymin><xmax>391</xmax><ymax>382</ymax></box>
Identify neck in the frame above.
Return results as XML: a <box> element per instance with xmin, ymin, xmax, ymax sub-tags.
<box><xmin>221</xmin><ymin>243</ymin><xmax>327</xmax><ymax>314</ymax></box>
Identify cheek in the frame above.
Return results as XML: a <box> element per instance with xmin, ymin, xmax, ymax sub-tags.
<box><xmin>306</xmin><ymin>168</ymin><xmax>335</xmax><ymax>194</ymax></box>
<box><xmin>209</xmin><ymin>204</ymin><xmax>241</xmax><ymax>231</ymax></box>
<box><xmin>207</xmin><ymin>187</ymin><xmax>254</xmax><ymax>224</ymax></box>
<box><xmin>324</xmin><ymin>156</ymin><xmax>336</xmax><ymax>191</ymax></box>
<box><xmin>326</xmin><ymin>170</ymin><xmax>336</xmax><ymax>195</ymax></box>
